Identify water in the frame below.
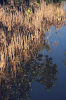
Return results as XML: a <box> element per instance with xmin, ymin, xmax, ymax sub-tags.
<box><xmin>0</xmin><ymin>1</ymin><xmax>66</xmax><ymax>100</ymax></box>
<box><xmin>29</xmin><ymin>22</ymin><xmax>66</xmax><ymax>100</ymax></box>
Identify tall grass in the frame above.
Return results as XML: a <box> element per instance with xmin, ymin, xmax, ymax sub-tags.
<box><xmin>0</xmin><ymin>0</ymin><xmax>65</xmax><ymax>31</ymax></box>
<box><xmin>0</xmin><ymin>0</ymin><xmax>66</xmax><ymax>72</ymax></box>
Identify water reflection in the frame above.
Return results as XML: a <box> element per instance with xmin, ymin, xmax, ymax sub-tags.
<box><xmin>0</xmin><ymin>22</ymin><xmax>59</xmax><ymax>99</ymax></box>
<box><xmin>63</xmin><ymin>50</ymin><xmax>66</xmax><ymax>66</ymax></box>
<box><xmin>36</xmin><ymin>55</ymin><xmax>58</xmax><ymax>91</ymax></box>
<box><xmin>0</xmin><ymin>53</ymin><xmax>58</xmax><ymax>100</ymax></box>
<box><xmin>0</xmin><ymin>1</ymin><xmax>66</xmax><ymax>100</ymax></box>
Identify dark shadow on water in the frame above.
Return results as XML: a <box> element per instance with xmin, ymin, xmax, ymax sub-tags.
<box><xmin>0</xmin><ymin>50</ymin><xmax>58</xmax><ymax>100</ymax></box>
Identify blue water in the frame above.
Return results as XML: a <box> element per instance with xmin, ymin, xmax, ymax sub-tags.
<box><xmin>29</xmin><ymin>22</ymin><xmax>66</xmax><ymax>100</ymax></box>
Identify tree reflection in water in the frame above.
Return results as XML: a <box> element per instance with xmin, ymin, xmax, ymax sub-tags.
<box><xmin>36</xmin><ymin>55</ymin><xmax>58</xmax><ymax>91</ymax></box>
<box><xmin>63</xmin><ymin>50</ymin><xmax>66</xmax><ymax>66</ymax></box>
<box><xmin>1</xmin><ymin>48</ymin><xmax>58</xmax><ymax>100</ymax></box>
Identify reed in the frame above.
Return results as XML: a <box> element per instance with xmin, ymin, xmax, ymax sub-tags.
<box><xmin>0</xmin><ymin>0</ymin><xmax>65</xmax><ymax>32</ymax></box>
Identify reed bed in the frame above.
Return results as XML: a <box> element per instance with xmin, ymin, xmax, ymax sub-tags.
<box><xmin>0</xmin><ymin>0</ymin><xmax>66</xmax><ymax>72</ymax></box>
<box><xmin>0</xmin><ymin>0</ymin><xmax>65</xmax><ymax>32</ymax></box>
<box><xmin>0</xmin><ymin>15</ymin><xmax>66</xmax><ymax>71</ymax></box>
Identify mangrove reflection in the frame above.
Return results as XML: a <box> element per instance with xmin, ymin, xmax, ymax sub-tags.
<box><xmin>0</xmin><ymin>53</ymin><xmax>58</xmax><ymax>100</ymax></box>
<box><xmin>36</xmin><ymin>55</ymin><xmax>58</xmax><ymax>91</ymax></box>
<box><xmin>0</xmin><ymin>23</ymin><xmax>58</xmax><ymax>99</ymax></box>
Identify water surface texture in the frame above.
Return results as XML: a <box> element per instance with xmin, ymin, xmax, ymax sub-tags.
<box><xmin>29</xmin><ymin>21</ymin><xmax>66</xmax><ymax>100</ymax></box>
<box><xmin>0</xmin><ymin>1</ymin><xmax>66</xmax><ymax>100</ymax></box>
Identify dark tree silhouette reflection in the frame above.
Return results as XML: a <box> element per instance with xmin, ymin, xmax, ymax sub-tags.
<box><xmin>0</xmin><ymin>42</ymin><xmax>58</xmax><ymax>99</ymax></box>
<box><xmin>36</xmin><ymin>55</ymin><xmax>58</xmax><ymax>91</ymax></box>
<box><xmin>1</xmin><ymin>70</ymin><xmax>32</xmax><ymax>100</ymax></box>
<box><xmin>63</xmin><ymin>50</ymin><xmax>66</xmax><ymax>66</ymax></box>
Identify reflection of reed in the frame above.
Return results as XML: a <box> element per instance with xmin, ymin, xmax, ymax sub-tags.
<box><xmin>0</xmin><ymin>14</ymin><xmax>66</xmax><ymax>78</ymax></box>
<box><xmin>0</xmin><ymin>25</ymin><xmax>45</xmax><ymax>79</ymax></box>
<box><xmin>0</xmin><ymin>0</ymin><xmax>66</xmax><ymax>82</ymax></box>
<box><xmin>8</xmin><ymin>28</ymin><xmax>42</xmax><ymax>61</ymax></box>
<box><xmin>0</xmin><ymin>29</ymin><xmax>7</xmax><ymax>71</ymax></box>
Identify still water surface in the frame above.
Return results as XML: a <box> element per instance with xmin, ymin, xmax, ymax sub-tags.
<box><xmin>29</xmin><ymin>22</ymin><xmax>66</xmax><ymax>100</ymax></box>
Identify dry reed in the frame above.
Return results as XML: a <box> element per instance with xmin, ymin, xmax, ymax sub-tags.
<box><xmin>0</xmin><ymin>0</ymin><xmax>65</xmax><ymax>32</ymax></box>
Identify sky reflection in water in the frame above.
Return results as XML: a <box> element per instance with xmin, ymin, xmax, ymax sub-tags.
<box><xmin>29</xmin><ymin>22</ymin><xmax>66</xmax><ymax>100</ymax></box>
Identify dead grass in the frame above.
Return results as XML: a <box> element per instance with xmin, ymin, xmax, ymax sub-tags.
<box><xmin>0</xmin><ymin>0</ymin><xmax>65</xmax><ymax>32</ymax></box>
